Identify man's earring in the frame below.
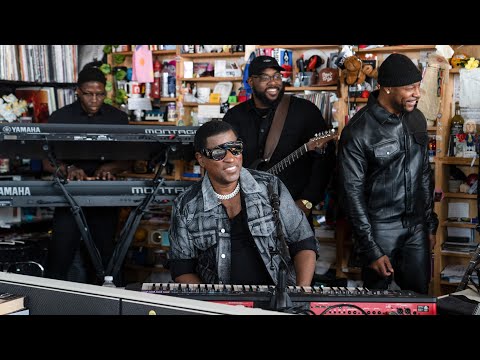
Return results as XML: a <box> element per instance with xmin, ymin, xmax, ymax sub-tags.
<box><xmin>386</xmin><ymin>89</ymin><xmax>390</xmax><ymax>94</ymax></box>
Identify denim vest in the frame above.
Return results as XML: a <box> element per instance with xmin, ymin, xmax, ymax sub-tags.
<box><xmin>169</xmin><ymin>168</ymin><xmax>316</xmax><ymax>285</ymax></box>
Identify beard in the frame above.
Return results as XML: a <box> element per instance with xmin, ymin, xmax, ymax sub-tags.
<box><xmin>252</xmin><ymin>84</ymin><xmax>285</xmax><ymax>108</ymax></box>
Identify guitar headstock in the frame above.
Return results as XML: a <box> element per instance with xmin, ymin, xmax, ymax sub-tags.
<box><xmin>307</xmin><ymin>129</ymin><xmax>338</xmax><ymax>151</ymax></box>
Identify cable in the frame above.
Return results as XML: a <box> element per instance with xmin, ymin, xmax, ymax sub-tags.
<box><xmin>318</xmin><ymin>303</ymin><xmax>368</xmax><ymax>316</ymax></box>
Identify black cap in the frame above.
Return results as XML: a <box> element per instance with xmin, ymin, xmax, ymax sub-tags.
<box><xmin>377</xmin><ymin>53</ymin><xmax>422</xmax><ymax>87</ymax></box>
<box><xmin>78</xmin><ymin>63</ymin><xmax>106</xmax><ymax>86</ymax></box>
<box><xmin>248</xmin><ymin>56</ymin><xmax>284</xmax><ymax>76</ymax></box>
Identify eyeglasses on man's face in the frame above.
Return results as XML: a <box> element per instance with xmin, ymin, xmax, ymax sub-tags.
<box><xmin>251</xmin><ymin>73</ymin><xmax>283</xmax><ymax>83</ymax></box>
<box><xmin>79</xmin><ymin>88</ymin><xmax>107</xmax><ymax>100</ymax></box>
<box><xmin>201</xmin><ymin>140</ymin><xmax>243</xmax><ymax>161</ymax></box>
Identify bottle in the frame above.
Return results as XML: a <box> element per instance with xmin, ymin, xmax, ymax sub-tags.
<box><xmin>102</xmin><ymin>275</ymin><xmax>116</xmax><ymax>288</ymax></box>
<box><xmin>162</xmin><ymin>70</ymin><xmax>169</xmax><ymax>98</ymax></box>
<box><xmin>151</xmin><ymin>58</ymin><xmax>161</xmax><ymax>99</ymax></box>
<box><xmin>428</xmin><ymin>136</ymin><xmax>436</xmax><ymax>163</ymax></box>
<box><xmin>448</xmin><ymin>101</ymin><xmax>465</xmax><ymax>156</ymax></box>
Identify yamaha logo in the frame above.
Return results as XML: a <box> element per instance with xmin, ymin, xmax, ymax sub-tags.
<box><xmin>0</xmin><ymin>187</ymin><xmax>31</xmax><ymax>196</ymax></box>
<box><xmin>2</xmin><ymin>126</ymin><xmax>40</xmax><ymax>133</ymax></box>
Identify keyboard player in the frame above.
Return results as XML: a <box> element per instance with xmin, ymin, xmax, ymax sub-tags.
<box><xmin>42</xmin><ymin>62</ymin><xmax>132</xmax><ymax>285</ymax></box>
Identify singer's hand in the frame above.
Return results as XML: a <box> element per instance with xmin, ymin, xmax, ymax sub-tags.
<box><xmin>295</xmin><ymin>199</ymin><xmax>311</xmax><ymax>216</ymax></box>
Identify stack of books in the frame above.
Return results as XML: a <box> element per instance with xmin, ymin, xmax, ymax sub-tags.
<box><xmin>0</xmin><ymin>293</ymin><xmax>27</xmax><ymax>315</ymax></box>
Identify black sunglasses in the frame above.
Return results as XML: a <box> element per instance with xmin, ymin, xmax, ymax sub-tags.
<box><xmin>201</xmin><ymin>140</ymin><xmax>243</xmax><ymax>161</ymax></box>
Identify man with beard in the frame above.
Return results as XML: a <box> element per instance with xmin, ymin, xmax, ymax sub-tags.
<box><xmin>223</xmin><ymin>56</ymin><xmax>335</xmax><ymax>222</ymax></box>
<box><xmin>338</xmin><ymin>53</ymin><xmax>438</xmax><ymax>294</ymax></box>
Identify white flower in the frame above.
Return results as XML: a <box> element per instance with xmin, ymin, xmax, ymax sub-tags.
<box><xmin>0</xmin><ymin>94</ymin><xmax>29</xmax><ymax>123</ymax></box>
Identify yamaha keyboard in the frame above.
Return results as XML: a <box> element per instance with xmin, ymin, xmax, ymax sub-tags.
<box><xmin>126</xmin><ymin>283</ymin><xmax>437</xmax><ymax>315</ymax></box>
<box><xmin>0</xmin><ymin>180</ymin><xmax>193</xmax><ymax>207</ymax></box>
<box><xmin>0</xmin><ymin>123</ymin><xmax>199</xmax><ymax>160</ymax></box>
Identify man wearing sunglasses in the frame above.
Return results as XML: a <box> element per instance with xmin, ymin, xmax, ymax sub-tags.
<box><xmin>168</xmin><ymin>120</ymin><xmax>318</xmax><ymax>287</ymax></box>
<box><xmin>42</xmin><ymin>62</ymin><xmax>131</xmax><ymax>285</ymax></box>
<box><xmin>223</xmin><ymin>55</ymin><xmax>335</xmax><ymax>224</ymax></box>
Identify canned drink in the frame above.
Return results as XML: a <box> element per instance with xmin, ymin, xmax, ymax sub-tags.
<box><xmin>167</xmin><ymin>102</ymin><xmax>177</xmax><ymax>122</ymax></box>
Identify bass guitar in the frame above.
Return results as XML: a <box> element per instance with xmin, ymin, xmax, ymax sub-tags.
<box><xmin>251</xmin><ymin>129</ymin><xmax>337</xmax><ymax>176</ymax></box>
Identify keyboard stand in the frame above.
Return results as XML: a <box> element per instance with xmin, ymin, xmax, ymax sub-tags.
<box><xmin>106</xmin><ymin>147</ymin><xmax>170</xmax><ymax>280</ymax></box>
<box><xmin>48</xmin><ymin>149</ymin><xmax>105</xmax><ymax>282</ymax></box>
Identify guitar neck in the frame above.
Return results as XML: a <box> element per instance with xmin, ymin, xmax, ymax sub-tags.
<box><xmin>267</xmin><ymin>143</ymin><xmax>308</xmax><ymax>176</ymax></box>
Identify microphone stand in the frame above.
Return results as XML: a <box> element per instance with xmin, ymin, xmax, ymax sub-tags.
<box><xmin>267</xmin><ymin>182</ymin><xmax>293</xmax><ymax>311</ymax></box>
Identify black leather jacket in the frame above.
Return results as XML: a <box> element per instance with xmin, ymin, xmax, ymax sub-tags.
<box><xmin>338</xmin><ymin>91</ymin><xmax>438</xmax><ymax>264</ymax></box>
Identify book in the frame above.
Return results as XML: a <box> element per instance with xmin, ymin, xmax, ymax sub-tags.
<box><xmin>0</xmin><ymin>293</ymin><xmax>26</xmax><ymax>315</ymax></box>
<box><xmin>7</xmin><ymin>308</ymin><xmax>29</xmax><ymax>315</ymax></box>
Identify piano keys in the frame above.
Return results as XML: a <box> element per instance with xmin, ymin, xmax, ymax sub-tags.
<box><xmin>126</xmin><ymin>283</ymin><xmax>437</xmax><ymax>315</ymax></box>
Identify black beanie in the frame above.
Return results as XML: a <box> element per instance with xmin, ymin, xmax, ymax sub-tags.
<box><xmin>78</xmin><ymin>63</ymin><xmax>106</xmax><ymax>86</ymax></box>
<box><xmin>377</xmin><ymin>53</ymin><xmax>422</xmax><ymax>87</ymax></box>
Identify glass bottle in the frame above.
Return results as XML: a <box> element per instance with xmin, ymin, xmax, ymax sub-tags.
<box><xmin>448</xmin><ymin>101</ymin><xmax>464</xmax><ymax>156</ymax></box>
<box><xmin>102</xmin><ymin>275</ymin><xmax>116</xmax><ymax>288</ymax></box>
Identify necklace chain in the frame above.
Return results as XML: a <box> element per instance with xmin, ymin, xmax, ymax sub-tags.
<box><xmin>214</xmin><ymin>182</ymin><xmax>240</xmax><ymax>200</ymax></box>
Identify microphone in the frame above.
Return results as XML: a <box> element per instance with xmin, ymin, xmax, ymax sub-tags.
<box><xmin>268</xmin><ymin>182</ymin><xmax>280</xmax><ymax>210</ymax></box>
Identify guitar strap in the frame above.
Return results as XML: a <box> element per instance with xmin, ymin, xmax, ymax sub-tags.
<box><xmin>263</xmin><ymin>94</ymin><xmax>291</xmax><ymax>162</ymax></box>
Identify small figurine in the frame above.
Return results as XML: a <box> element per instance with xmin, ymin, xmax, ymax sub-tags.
<box><xmin>463</xmin><ymin>119</ymin><xmax>477</xmax><ymax>157</ymax></box>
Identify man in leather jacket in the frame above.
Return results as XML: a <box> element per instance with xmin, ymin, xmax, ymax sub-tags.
<box><xmin>338</xmin><ymin>54</ymin><xmax>438</xmax><ymax>294</ymax></box>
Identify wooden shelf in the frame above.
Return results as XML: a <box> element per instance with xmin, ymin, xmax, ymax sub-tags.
<box><xmin>438</xmin><ymin>157</ymin><xmax>479</xmax><ymax>166</ymax></box>
<box><xmin>180</xmin><ymin>77</ymin><xmax>243</xmax><ymax>82</ymax></box>
<box><xmin>440</xmin><ymin>281</ymin><xmax>460</xmax><ymax>286</ymax></box>
<box><xmin>441</xmin><ymin>251</ymin><xmax>474</xmax><ymax>258</ymax></box>
<box><xmin>0</xmin><ymin>79</ymin><xmax>76</xmax><ymax>88</ymax></box>
<box><xmin>427</xmin><ymin>126</ymin><xmax>437</xmax><ymax>131</ymax></box>
<box><xmin>345</xmin><ymin>98</ymin><xmax>368</xmax><ymax>103</ymax></box>
<box><xmin>114</xmin><ymin>49</ymin><xmax>176</xmax><ymax>56</ymax></box>
<box><xmin>180</xmin><ymin>52</ymin><xmax>245</xmax><ymax>58</ymax></box>
<box><xmin>285</xmin><ymin>86</ymin><xmax>337</xmax><ymax>92</ymax></box>
<box><xmin>160</xmin><ymin>97</ymin><xmax>177</xmax><ymax>102</ymax></box>
<box><xmin>441</xmin><ymin>221</ymin><xmax>477</xmax><ymax>228</ymax></box>
<box><xmin>354</xmin><ymin>45</ymin><xmax>436</xmax><ymax>53</ymax></box>
<box><xmin>444</xmin><ymin>192</ymin><xmax>476</xmax><ymax>199</ymax></box>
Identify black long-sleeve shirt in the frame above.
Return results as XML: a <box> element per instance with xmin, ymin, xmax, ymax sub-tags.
<box><xmin>223</xmin><ymin>96</ymin><xmax>335</xmax><ymax>205</ymax></box>
<box><xmin>48</xmin><ymin>100</ymin><xmax>129</xmax><ymax>175</ymax></box>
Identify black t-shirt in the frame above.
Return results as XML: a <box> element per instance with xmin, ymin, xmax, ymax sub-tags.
<box><xmin>48</xmin><ymin>100</ymin><xmax>129</xmax><ymax>175</ymax></box>
<box><xmin>229</xmin><ymin>195</ymin><xmax>273</xmax><ymax>285</ymax></box>
<box><xmin>48</xmin><ymin>100</ymin><xmax>129</xmax><ymax>125</ymax></box>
